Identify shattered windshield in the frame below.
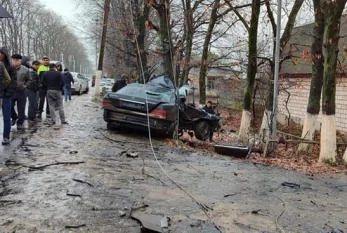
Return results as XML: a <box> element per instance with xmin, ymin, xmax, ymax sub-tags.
<box><xmin>116</xmin><ymin>83</ymin><xmax>174</xmax><ymax>103</ymax></box>
<box><xmin>146</xmin><ymin>74</ymin><xmax>175</xmax><ymax>90</ymax></box>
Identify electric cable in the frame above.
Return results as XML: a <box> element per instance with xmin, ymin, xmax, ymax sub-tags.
<box><xmin>128</xmin><ymin>2</ymin><xmax>222</xmax><ymax>232</ymax></box>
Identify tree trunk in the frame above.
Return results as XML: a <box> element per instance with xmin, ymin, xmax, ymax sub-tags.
<box><xmin>238</xmin><ymin>0</ymin><xmax>261</xmax><ymax>143</ymax></box>
<box><xmin>298</xmin><ymin>0</ymin><xmax>324</xmax><ymax>153</ymax></box>
<box><xmin>135</xmin><ymin>0</ymin><xmax>150</xmax><ymax>83</ymax></box>
<box><xmin>158</xmin><ymin>0</ymin><xmax>174</xmax><ymax>82</ymax></box>
<box><xmin>180</xmin><ymin>0</ymin><xmax>194</xmax><ymax>87</ymax></box>
<box><xmin>319</xmin><ymin>0</ymin><xmax>347</xmax><ymax>163</ymax></box>
<box><xmin>198</xmin><ymin>0</ymin><xmax>220</xmax><ymax>105</ymax></box>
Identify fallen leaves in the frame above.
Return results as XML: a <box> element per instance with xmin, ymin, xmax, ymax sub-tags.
<box><xmin>163</xmin><ymin>107</ymin><xmax>347</xmax><ymax>174</ymax></box>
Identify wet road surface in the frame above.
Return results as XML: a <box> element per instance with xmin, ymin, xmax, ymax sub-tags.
<box><xmin>0</xmin><ymin>91</ymin><xmax>346</xmax><ymax>233</ymax></box>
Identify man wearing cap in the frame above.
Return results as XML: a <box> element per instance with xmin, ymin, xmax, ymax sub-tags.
<box><xmin>10</xmin><ymin>54</ymin><xmax>29</xmax><ymax>130</ymax></box>
<box><xmin>26</xmin><ymin>60</ymin><xmax>40</xmax><ymax>122</ymax></box>
<box><xmin>37</xmin><ymin>56</ymin><xmax>50</xmax><ymax>120</ymax></box>
<box><xmin>42</xmin><ymin>63</ymin><xmax>67</xmax><ymax>127</ymax></box>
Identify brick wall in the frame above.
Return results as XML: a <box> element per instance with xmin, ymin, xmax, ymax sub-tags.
<box><xmin>278</xmin><ymin>74</ymin><xmax>347</xmax><ymax>132</ymax></box>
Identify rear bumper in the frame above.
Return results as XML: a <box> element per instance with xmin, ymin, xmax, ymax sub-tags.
<box><xmin>103</xmin><ymin>109</ymin><xmax>174</xmax><ymax>134</ymax></box>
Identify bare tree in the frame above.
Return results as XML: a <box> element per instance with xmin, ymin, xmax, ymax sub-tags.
<box><xmin>0</xmin><ymin>1</ymin><xmax>92</xmax><ymax>72</ymax></box>
<box><xmin>298</xmin><ymin>0</ymin><xmax>324</xmax><ymax>154</ymax></box>
<box><xmin>238</xmin><ymin>0</ymin><xmax>261</xmax><ymax>144</ymax></box>
<box><xmin>319</xmin><ymin>0</ymin><xmax>347</xmax><ymax>163</ymax></box>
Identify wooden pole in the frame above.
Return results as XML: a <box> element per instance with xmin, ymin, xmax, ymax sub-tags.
<box><xmin>98</xmin><ymin>0</ymin><xmax>111</xmax><ymax>71</ymax></box>
<box><xmin>94</xmin><ymin>0</ymin><xmax>111</xmax><ymax>100</ymax></box>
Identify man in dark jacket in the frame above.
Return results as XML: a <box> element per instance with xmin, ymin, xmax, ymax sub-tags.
<box><xmin>62</xmin><ymin>68</ymin><xmax>74</xmax><ymax>101</ymax></box>
<box><xmin>202</xmin><ymin>100</ymin><xmax>215</xmax><ymax>142</ymax></box>
<box><xmin>203</xmin><ymin>100</ymin><xmax>215</xmax><ymax>115</ymax></box>
<box><xmin>0</xmin><ymin>47</ymin><xmax>17</xmax><ymax>145</ymax></box>
<box><xmin>37</xmin><ymin>56</ymin><xmax>50</xmax><ymax>119</ymax></box>
<box><xmin>42</xmin><ymin>63</ymin><xmax>67</xmax><ymax>127</ymax></box>
<box><xmin>10</xmin><ymin>54</ymin><xmax>30</xmax><ymax>130</ymax></box>
<box><xmin>26</xmin><ymin>60</ymin><xmax>40</xmax><ymax>122</ymax></box>
<box><xmin>112</xmin><ymin>74</ymin><xmax>129</xmax><ymax>92</ymax></box>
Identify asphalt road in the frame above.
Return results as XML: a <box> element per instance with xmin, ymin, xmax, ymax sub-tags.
<box><xmin>0</xmin><ymin>90</ymin><xmax>346</xmax><ymax>233</ymax></box>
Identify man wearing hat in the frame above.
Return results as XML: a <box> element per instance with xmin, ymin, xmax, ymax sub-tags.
<box><xmin>37</xmin><ymin>56</ymin><xmax>50</xmax><ymax>120</ymax></box>
<box><xmin>26</xmin><ymin>60</ymin><xmax>40</xmax><ymax>122</ymax></box>
<box><xmin>10</xmin><ymin>54</ymin><xmax>29</xmax><ymax>130</ymax></box>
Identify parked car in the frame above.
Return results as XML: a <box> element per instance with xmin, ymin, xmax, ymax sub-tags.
<box><xmin>71</xmin><ymin>72</ymin><xmax>89</xmax><ymax>95</ymax></box>
<box><xmin>102</xmin><ymin>74</ymin><xmax>221</xmax><ymax>141</ymax></box>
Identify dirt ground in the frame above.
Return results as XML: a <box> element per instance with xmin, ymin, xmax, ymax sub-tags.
<box><xmin>0</xmin><ymin>92</ymin><xmax>346</xmax><ymax>233</ymax></box>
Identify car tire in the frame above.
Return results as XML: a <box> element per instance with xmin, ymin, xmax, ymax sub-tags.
<box><xmin>195</xmin><ymin>121</ymin><xmax>211</xmax><ymax>141</ymax></box>
<box><xmin>85</xmin><ymin>87</ymin><xmax>89</xmax><ymax>93</ymax></box>
<box><xmin>107</xmin><ymin>123</ymin><xmax>113</xmax><ymax>130</ymax></box>
<box><xmin>78</xmin><ymin>86</ymin><xmax>82</xmax><ymax>95</ymax></box>
<box><xmin>107</xmin><ymin>122</ymin><xmax>118</xmax><ymax>131</ymax></box>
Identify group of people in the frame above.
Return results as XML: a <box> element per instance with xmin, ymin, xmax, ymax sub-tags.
<box><xmin>0</xmin><ymin>49</ymin><xmax>75</xmax><ymax>145</ymax></box>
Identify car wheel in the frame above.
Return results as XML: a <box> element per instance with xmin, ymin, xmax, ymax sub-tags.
<box><xmin>78</xmin><ymin>86</ymin><xmax>82</xmax><ymax>95</ymax></box>
<box><xmin>107</xmin><ymin>123</ymin><xmax>113</xmax><ymax>130</ymax></box>
<box><xmin>195</xmin><ymin>121</ymin><xmax>211</xmax><ymax>141</ymax></box>
<box><xmin>107</xmin><ymin>122</ymin><xmax>118</xmax><ymax>130</ymax></box>
<box><xmin>85</xmin><ymin>87</ymin><xmax>89</xmax><ymax>93</ymax></box>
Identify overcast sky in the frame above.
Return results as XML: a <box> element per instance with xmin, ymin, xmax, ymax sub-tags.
<box><xmin>40</xmin><ymin>0</ymin><xmax>77</xmax><ymax>21</ymax></box>
<box><xmin>39</xmin><ymin>0</ymin><xmax>95</xmax><ymax>66</ymax></box>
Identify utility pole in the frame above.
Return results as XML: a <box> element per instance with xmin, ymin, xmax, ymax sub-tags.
<box><xmin>93</xmin><ymin>19</ymin><xmax>99</xmax><ymax>70</ymax></box>
<box><xmin>94</xmin><ymin>0</ymin><xmax>111</xmax><ymax>100</ymax></box>
<box><xmin>97</xmin><ymin>0</ymin><xmax>110</xmax><ymax>71</ymax></box>
<box><xmin>271</xmin><ymin>0</ymin><xmax>282</xmax><ymax>149</ymax></box>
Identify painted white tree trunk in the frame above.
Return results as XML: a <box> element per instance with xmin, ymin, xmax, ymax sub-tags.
<box><xmin>259</xmin><ymin>110</ymin><xmax>272</xmax><ymax>140</ymax></box>
<box><xmin>319</xmin><ymin>114</ymin><xmax>336</xmax><ymax>163</ymax></box>
<box><xmin>343</xmin><ymin>148</ymin><xmax>347</xmax><ymax>163</ymax></box>
<box><xmin>238</xmin><ymin>110</ymin><xmax>252</xmax><ymax>144</ymax></box>
<box><xmin>298</xmin><ymin>113</ymin><xmax>318</xmax><ymax>153</ymax></box>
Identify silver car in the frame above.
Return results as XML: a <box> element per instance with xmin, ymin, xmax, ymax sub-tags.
<box><xmin>71</xmin><ymin>72</ymin><xmax>89</xmax><ymax>95</ymax></box>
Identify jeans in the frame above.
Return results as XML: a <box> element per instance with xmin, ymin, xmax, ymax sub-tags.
<box><xmin>27</xmin><ymin>90</ymin><xmax>38</xmax><ymax>120</ymax></box>
<box><xmin>11</xmin><ymin>92</ymin><xmax>27</xmax><ymax>125</ymax></box>
<box><xmin>2</xmin><ymin>97</ymin><xmax>11</xmax><ymax>139</ymax></box>
<box><xmin>47</xmin><ymin>90</ymin><xmax>65</xmax><ymax>123</ymax></box>
<box><xmin>64</xmin><ymin>84</ymin><xmax>72</xmax><ymax>100</ymax></box>
<box><xmin>38</xmin><ymin>88</ymin><xmax>50</xmax><ymax>115</ymax></box>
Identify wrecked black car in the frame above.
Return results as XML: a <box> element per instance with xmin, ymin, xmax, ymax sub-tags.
<box><xmin>102</xmin><ymin>74</ymin><xmax>221</xmax><ymax>141</ymax></box>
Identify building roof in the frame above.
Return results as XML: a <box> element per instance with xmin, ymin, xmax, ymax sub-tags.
<box><xmin>280</xmin><ymin>14</ymin><xmax>347</xmax><ymax>75</ymax></box>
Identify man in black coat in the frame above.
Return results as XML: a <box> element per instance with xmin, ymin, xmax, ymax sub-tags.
<box><xmin>62</xmin><ymin>68</ymin><xmax>74</xmax><ymax>101</ymax></box>
<box><xmin>203</xmin><ymin>100</ymin><xmax>215</xmax><ymax>115</ymax></box>
<box><xmin>26</xmin><ymin>60</ymin><xmax>40</xmax><ymax>121</ymax></box>
<box><xmin>0</xmin><ymin>47</ymin><xmax>17</xmax><ymax>145</ymax></box>
<box><xmin>202</xmin><ymin>100</ymin><xmax>215</xmax><ymax>142</ymax></box>
<box><xmin>112</xmin><ymin>74</ymin><xmax>129</xmax><ymax>92</ymax></box>
<box><xmin>42</xmin><ymin>63</ymin><xmax>67</xmax><ymax>127</ymax></box>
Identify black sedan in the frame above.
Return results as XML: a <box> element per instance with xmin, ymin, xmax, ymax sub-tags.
<box><xmin>102</xmin><ymin>74</ymin><xmax>221</xmax><ymax>141</ymax></box>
